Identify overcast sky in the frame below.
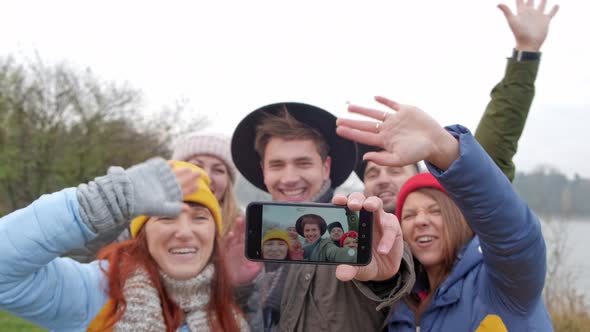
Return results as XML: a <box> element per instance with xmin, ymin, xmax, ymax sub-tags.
<box><xmin>3</xmin><ymin>0</ymin><xmax>589</xmax><ymax>178</ymax></box>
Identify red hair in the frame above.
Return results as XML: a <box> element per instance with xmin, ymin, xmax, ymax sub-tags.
<box><xmin>96</xmin><ymin>227</ymin><xmax>243</xmax><ymax>332</ymax></box>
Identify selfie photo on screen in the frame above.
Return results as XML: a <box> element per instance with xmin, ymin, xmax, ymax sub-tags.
<box><xmin>261</xmin><ymin>205</ymin><xmax>359</xmax><ymax>263</ymax></box>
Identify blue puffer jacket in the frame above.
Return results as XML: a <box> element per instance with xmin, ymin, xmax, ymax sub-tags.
<box><xmin>0</xmin><ymin>189</ymin><xmax>192</xmax><ymax>331</ymax></box>
<box><xmin>387</xmin><ymin>125</ymin><xmax>552</xmax><ymax>331</ymax></box>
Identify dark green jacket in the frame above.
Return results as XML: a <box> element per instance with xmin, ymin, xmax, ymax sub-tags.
<box><xmin>307</xmin><ymin>238</ymin><xmax>356</xmax><ymax>263</ymax></box>
<box><xmin>367</xmin><ymin>57</ymin><xmax>541</xmax><ymax>330</ymax></box>
<box><xmin>474</xmin><ymin>58</ymin><xmax>540</xmax><ymax>182</ymax></box>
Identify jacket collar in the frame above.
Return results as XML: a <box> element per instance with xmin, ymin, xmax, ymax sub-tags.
<box><xmin>389</xmin><ymin>236</ymin><xmax>483</xmax><ymax>326</ymax></box>
<box><xmin>431</xmin><ymin>237</ymin><xmax>482</xmax><ymax>307</ymax></box>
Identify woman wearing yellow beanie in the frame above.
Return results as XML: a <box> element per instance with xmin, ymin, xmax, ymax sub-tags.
<box><xmin>0</xmin><ymin>158</ymin><xmax>248</xmax><ymax>331</ymax></box>
<box><xmin>261</xmin><ymin>229</ymin><xmax>291</xmax><ymax>260</ymax></box>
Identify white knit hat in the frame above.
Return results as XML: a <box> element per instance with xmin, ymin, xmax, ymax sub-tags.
<box><xmin>172</xmin><ymin>132</ymin><xmax>237</xmax><ymax>182</ymax></box>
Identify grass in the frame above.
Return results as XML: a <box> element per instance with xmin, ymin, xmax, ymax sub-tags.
<box><xmin>0</xmin><ymin>311</ymin><xmax>46</xmax><ymax>331</ymax></box>
<box><xmin>543</xmin><ymin>219</ymin><xmax>590</xmax><ymax>332</ymax></box>
<box><xmin>551</xmin><ymin>310</ymin><xmax>590</xmax><ymax>332</ymax></box>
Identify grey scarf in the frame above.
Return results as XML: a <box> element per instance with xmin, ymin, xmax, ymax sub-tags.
<box><xmin>114</xmin><ymin>264</ymin><xmax>248</xmax><ymax>331</ymax></box>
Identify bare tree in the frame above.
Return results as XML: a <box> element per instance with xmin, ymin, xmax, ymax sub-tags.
<box><xmin>0</xmin><ymin>55</ymin><xmax>207</xmax><ymax>215</ymax></box>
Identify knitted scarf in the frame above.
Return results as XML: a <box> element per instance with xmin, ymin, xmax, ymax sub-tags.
<box><xmin>113</xmin><ymin>264</ymin><xmax>248</xmax><ymax>331</ymax></box>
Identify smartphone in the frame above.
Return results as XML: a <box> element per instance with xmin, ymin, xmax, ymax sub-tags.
<box><xmin>245</xmin><ymin>201</ymin><xmax>373</xmax><ymax>266</ymax></box>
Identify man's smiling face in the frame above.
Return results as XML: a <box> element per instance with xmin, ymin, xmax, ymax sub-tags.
<box><xmin>262</xmin><ymin>137</ymin><xmax>331</xmax><ymax>202</ymax></box>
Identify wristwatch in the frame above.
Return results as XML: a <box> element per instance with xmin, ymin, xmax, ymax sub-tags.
<box><xmin>512</xmin><ymin>48</ymin><xmax>541</xmax><ymax>61</ymax></box>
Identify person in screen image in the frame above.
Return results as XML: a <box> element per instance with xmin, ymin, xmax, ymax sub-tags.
<box><xmin>296</xmin><ymin>214</ymin><xmax>356</xmax><ymax>263</ymax></box>
<box><xmin>261</xmin><ymin>229</ymin><xmax>291</xmax><ymax>260</ymax></box>
<box><xmin>327</xmin><ymin>221</ymin><xmax>344</xmax><ymax>246</ymax></box>
<box><xmin>340</xmin><ymin>231</ymin><xmax>358</xmax><ymax>249</ymax></box>
<box><xmin>285</xmin><ymin>226</ymin><xmax>304</xmax><ymax>260</ymax></box>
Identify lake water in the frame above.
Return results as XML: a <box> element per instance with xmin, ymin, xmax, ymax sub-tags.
<box><xmin>541</xmin><ymin>218</ymin><xmax>590</xmax><ymax>309</ymax></box>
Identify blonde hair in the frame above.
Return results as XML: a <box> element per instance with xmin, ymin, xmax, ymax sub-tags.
<box><xmin>219</xmin><ymin>175</ymin><xmax>242</xmax><ymax>237</ymax></box>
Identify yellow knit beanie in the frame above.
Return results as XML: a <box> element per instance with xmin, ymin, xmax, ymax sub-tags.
<box><xmin>262</xmin><ymin>229</ymin><xmax>291</xmax><ymax>251</ymax></box>
<box><xmin>129</xmin><ymin>160</ymin><xmax>222</xmax><ymax>237</ymax></box>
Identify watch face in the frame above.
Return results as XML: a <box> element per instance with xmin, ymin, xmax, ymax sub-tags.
<box><xmin>513</xmin><ymin>49</ymin><xmax>541</xmax><ymax>61</ymax></box>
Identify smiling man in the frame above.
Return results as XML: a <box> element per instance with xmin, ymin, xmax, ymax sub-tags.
<box><xmin>231</xmin><ymin>102</ymin><xmax>411</xmax><ymax>331</ymax></box>
<box><xmin>357</xmin><ymin>156</ymin><xmax>419</xmax><ymax>213</ymax></box>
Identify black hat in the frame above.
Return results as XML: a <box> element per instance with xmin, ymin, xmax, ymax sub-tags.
<box><xmin>231</xmin><ymin>102</ymin><xmax>357</xmax><ymax>191</ymax></box>
<box><xmin>295</xmin><ymin>214</ymin><xmax>327</xmax><ymax>237</ymax></box>
<box><xmin>354</xmin><ymin>143</ymin><xmax>382</xmax><ymax>181</ymax></box>
<box><xmin>327</xmin><ymin>221</ymin><xmax>344</xmax><ymax>232</ymax></box>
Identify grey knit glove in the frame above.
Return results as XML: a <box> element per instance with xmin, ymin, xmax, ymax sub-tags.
<box><xmin>126</xmin><ymin>158</ymin><xmax>182</xmax><ymax>218</ymax></box>
<box><xmin>77</xmin><ymin>158</ymin><xmax>182</xmax><ymax>234</ymax></box>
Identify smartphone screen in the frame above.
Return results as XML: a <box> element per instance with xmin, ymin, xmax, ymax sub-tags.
<box><xmin>245</xmin><ymin>201</ymin><xmax>372</xmax><ymax>266</ymax></box>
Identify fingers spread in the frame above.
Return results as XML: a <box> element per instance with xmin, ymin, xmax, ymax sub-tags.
<box><xmin>497</xmin><ymin>3</ymin><xmax>514</xmax><ymax>19</ymax></box>
<box><xmin>363</xmin><ymin>151</ymin><xmax>402</xmax><ymax>167</ymax></box>
<box><xmin>347</xmin><ymin>104</ymin><xmax>389</xmax><ymax>120</ymax></box>
<box><xmin>547</xmin><ymin>4</ymin><xmax>559</xmax><ymax>18</ymax></box>
<box><xmin>226</xmin><ymin>216</ymin><xmax>245</xmax><ymax>244</ymax></box>
<box><xmin>374</xmin><ymin>96</ymin><xmax>401</xmax><ymax>111</ymax></box>
<box><xmin>336</xmin><ymin>126</ymin><xmax>383</xmax><ymax>147</ymax></box>
<box><xmin>336</xmin><ymin>118</ymin><xmax>382</xmax><ymax>133</ymax></box>
<box><xmin>538</xmin><ymin>0</ymin><xmax>546</xmax><ymax>12</ymax></box>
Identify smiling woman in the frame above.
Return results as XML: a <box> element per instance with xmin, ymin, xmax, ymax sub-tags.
<box><xmin>144</xmin><ymin>204</ymin><xmax>216</xmax><ymax>280</ymax></box>
<box><xmin>172</xmin><ymin>133</ymin><xmax>242</xmax><ymax>237</ymax></box>
<box><xmin>335</xmin><ymin>95</ymin><xmax>554</xmax><ymax>330</ymax></box>
<box><xmin>0</xmin><ymin>159</ymin><xmax>248</xmax><ymax>332</ymax></box>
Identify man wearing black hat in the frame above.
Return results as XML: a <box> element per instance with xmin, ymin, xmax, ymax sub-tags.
<box><xmin>231</xmin><ymin>103</ymin><xmax>410</xmax><ymax>331</ymax></box>
<box><xmin>295</xmin><ymin>214</ymin><xmax>354</xmax><ymax>262</ymax></box>
<box><xmin>327</xmin><ymin>221</ymin><xmax>344</xmax><ymax>246</ymax></box>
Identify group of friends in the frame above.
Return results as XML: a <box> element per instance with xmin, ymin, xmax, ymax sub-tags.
<box><xmin>262</xmin><ymin>215</ymin><xmax>360</xmax><ymax>262</ymax></box>
<box><xmin>0</xmin><ymin>1</ymin><xmax>559</xmax><ymax>331</ymax></box>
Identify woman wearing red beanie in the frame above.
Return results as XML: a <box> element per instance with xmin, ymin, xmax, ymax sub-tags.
<box><xmin>336</xmin><ymin>95</ymin><xmax>552</xmax><ymax>331</ymax></box>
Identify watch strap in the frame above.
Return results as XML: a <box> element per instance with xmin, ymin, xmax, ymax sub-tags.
<box><xmin>512</xmin><ymin>49</ymin><xmax>542</xmax><ymax>62</ymax></box>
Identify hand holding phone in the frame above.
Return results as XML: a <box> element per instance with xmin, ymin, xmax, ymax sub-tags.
<box><xmin>332</xmin><ymin>192</ymin><xmax>405</xmax><ymax>282</ymax></box>
<box><xmin>245</xmin><ymin>201</ymin><xmax>373</xmax><ymax>266</ymax></box>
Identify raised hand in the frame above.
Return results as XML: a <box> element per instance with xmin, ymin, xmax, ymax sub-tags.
<box><xmin>333</xmin><ymin>192</ymin><xmax>403</xmax><ymax>282</ymax></box>
<box><xmin>498</xmin><ymin>0</ymin><xmax>559</xmax><ymax>51</ymax></box>
<box><xmin>224</xmin><ymin>216</ymin><xmax>264</xmax><ymax>285</ymax></box>
<box><xmin>170</xmin><ymin>164</ymin><xmax>200</xmax><ymax>197</ymax></box>
<box><xmin>336</xmin><ymin>96</ymin><xmax>459</xmax><ymax>170</ymax></box>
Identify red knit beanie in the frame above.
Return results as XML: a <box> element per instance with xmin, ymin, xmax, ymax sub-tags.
<box><xmin>340</xmin><ymin>231</ymin><xmax>358</xmax><ymax>247</ymax></box>
<box><xmin>395</xmin><ymin>173</ymin><xmax>446</xmax><ymax>222</ymax></box>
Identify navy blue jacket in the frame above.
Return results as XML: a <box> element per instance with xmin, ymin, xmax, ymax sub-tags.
<box><xmin>388</xmin><ymin>125</ymin><xmax>552</xmax><ymax>331</ymax></box>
